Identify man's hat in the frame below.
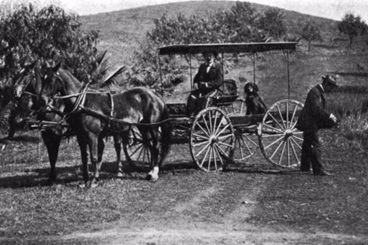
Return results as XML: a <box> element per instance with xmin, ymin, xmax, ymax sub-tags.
<box><xmin>322</xmin><ymin>75</ymin><xmax>338</xmax><ymax>87</ymax></box>
<box><xmin>202</xmin><ymin>51</ymin><xmax>219</xmax><ymax>58</ymax></box>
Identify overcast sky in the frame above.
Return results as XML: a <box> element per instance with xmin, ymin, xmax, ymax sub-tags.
<box><xmin>1</xmin><ymin>0</ymin><xmax>368</xmax><ymax>22</ymax></box>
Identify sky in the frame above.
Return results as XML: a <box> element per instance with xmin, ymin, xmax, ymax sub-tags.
<box><xmin>1</xmin><ymin>0</ymin><xmax>368</xmax><ymax>22</ymax></box>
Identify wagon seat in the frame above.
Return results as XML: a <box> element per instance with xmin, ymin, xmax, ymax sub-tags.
<box><xmin>211</xmin><ymin>78</ymin><xmax>239</xmax><ymax>107</ymax></box>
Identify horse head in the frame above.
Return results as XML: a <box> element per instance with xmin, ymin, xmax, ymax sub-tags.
<box><xmin>13</xmin><ymin>61</ymin><xmax>38</xmax><ymax>99</ymax></box>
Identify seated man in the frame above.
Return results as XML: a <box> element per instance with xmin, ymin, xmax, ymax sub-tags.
<box><xmin>187</xmin><ymin>51</ymin><xmax>223</xmax><ymax>116</ymax></box>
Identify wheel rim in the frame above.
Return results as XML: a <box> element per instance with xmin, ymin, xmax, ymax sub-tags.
<box><xmin>258</xmin><ymin>99</ymin><xmax>304</xmax><ymax>168</ymax></box>
<box><xmin>232</xmin><ymin>129</ymin><xmax>258</xmax><ymax>162</ymax></box>
<box><xmin>190</xmin><ymin>107</ymin><xmax>235</xmax><ymax>172</ymax></box>
<box><xmin>123</xmin><ymin>126</ymin><xmax>154</xmax><ymax>171</ymax></box>
<box><xmin>222</xmin><ymin>99</ymin><xmax>246</xmax><ymax>116</ymax></box>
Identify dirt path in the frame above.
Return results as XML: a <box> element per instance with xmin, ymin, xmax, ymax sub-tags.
<box><xmin>58</xmin><ymin>170</ymin><xmax>367</xmax><ymax>245</ymax></box>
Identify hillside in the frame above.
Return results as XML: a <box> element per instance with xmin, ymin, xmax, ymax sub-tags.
<box><xmin>80</xmin><ymin>1</ymin><xmax>339</xmax><ymax>66</ymax></box>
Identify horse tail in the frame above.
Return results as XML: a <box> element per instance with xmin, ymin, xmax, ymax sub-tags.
<box><xmin>159</xmin><ymin>103</ymin><xmax>171</xmax><ymax>167</ymax></box>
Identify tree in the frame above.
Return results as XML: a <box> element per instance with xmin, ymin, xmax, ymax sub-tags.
<box><xmin>135</xmin><ymin>2</ymin><xmax>267</xmax><ymax>92</ymax></box>
<box><xmin>0</xmin><ymin>3</ymin><xmax>104</xmax><ymax>137</ymax></box>
<box><xmin>0</xmin><ymin>4</ymin><xmax>101</xmax><ymax>85</ymax></box>
<box><xmin>257</xmin><ymin>8</ymin><xmax>286</xmax><ymax>38</ymax></box>
<box><xmin>301</xmin><ymin>20</ymin><xmax>322</xmax><ymax>51</ymax></box>
<box><xmin>337</xmin><ymin>13</ymin><xmax>367</xmax><ymax>48</ymax></box>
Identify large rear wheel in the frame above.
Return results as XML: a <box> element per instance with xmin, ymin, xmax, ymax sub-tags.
<box><xmin>257</xmin><ymin>99</ymin><xmax>304</xmax><ymax>168</ymax></box>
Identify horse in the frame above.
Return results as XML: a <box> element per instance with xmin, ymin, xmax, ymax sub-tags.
<box><xmin>37</xmin><ymin>63</ymin><xmax>171</xmax><ymax>187</ymax></box>
<box><xmin>243</xmin><ymin>82</ymin><xmax>267</xmax><ymax>115</ymax></box>
<box><xmin>13</xmin><ymin>63</ymin><xmax>126</xmax><ymax>185</ymax></box>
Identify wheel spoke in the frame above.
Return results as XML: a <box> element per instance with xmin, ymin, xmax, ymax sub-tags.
<box><xmin>216</xmin><ymin>123</ymin><xmax>231</xmax><ymax>138</ymax></box>
<box><xmin>216</xmin><ymin>142</ymin><xmax>230</xmax><ymax>158</ymax></box>
<box><xmin>276</xmin><ymin>104</ymin><xmax>287</xmax><ymax>130</ymax></box>
<box><xmin>289</xmin><ymin>104</ymin><xmax>299</xmax><ymax>128</ymax></box>
<box><xmin>263</xmin><ymin>134</ymin><xmax>284</xmax><ymax>150</ymax></box>
<box><xmin>195</xmin><ymin>142</ymin><xmax>211</xmax><ymax>158</ymax></box>
<box><xmin>262</xmin><ymin>123</ymin><xmax>284</xmax><ymax>134</ymax></box>
<box><xmin>270</xmin><ymin>138</ymin><xmax>285</xmax><ymax>160</ymax></box>
<box><xmin>192</xmin><ymin>132</ymin><xmax>210</xmax><ymax>141</ymax></box>
<box><xmin>290</xmin><ymin>136</ymin><xmax>302</xmax><ymax>150</ymax></box>
<box><xmin>195</xmin><ymin>121</ymin><xmax>210</xmax><ymax>138</ymax></box>
<box><xmin>200</xmin><ymin>145</ymin><xmax>212</xmax><ymax>168</ymax></box>
<box><xmin>212</xmin><ymin>146</ymin><xmax>218</xmax><ymax>170</ymax></box>
<box><xmin>214</xmin><ymin>144</ymin><xmax>224</xmax><ymax>166</ymax></box>
<box><xmin>290</xmin><ymin>138</ymin><xmax>301</xmax><ymax>164</ymax></box>
<box><xmin>208</xmin><ymin>110</ymin><xmax>213</xmax><ymax>134</ymax></box>
<box><xmin>292</xmin><ymin>134</ymin><xmax>304</xmax><ymax>142</ymax></box>
<box><xmin>276</xmin><ymin>139</ymin><xmax>286</xmax><ymax>165</ymax></box>
<box><xmin>217</xmin><ymin>132</ymin><xmax>234</xmax><ymax>141</ymax></box>
<box><xmin>193</xmin><ymin>140</ymin><xmax>210</xmax><ymax>147</ymax></box>
<box><xmin>217</xmin><ymin>140</ymin><xmax>234</xmax><ymax>149</ymax></box>
<box><xmin>262</xmin><ymin>133</ymin><xmax>285</xmax><ymax>138</ymax></box>
<box><xmin>207</xmin><ymin>147</ymin><xmax>213</xmax><ymax>171</ymax></box>
<box><xmin>266</xmin><ymin>112</ymin><xmax>285</xmax><ymax>131</ymax></box>
<box><xmin>214</xmin><ymin>114</ymin><xmax>225</xmax><ymax>135</ymax></box>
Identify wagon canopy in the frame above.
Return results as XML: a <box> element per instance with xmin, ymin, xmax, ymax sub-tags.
<box><xmin>158</xmin><ymin>42</ymin><xmax>297</xmax><ymax>55</ymax></box>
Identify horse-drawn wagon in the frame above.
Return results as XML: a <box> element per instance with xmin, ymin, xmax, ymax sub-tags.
<box><xmin>125</xmin><ymin>42</ymin><xmax>304</xmax><ymax>173</ymax></box>
<box><xmin>13</xmin><ymin>41</ymin><xmax>304</xmax><ymax>186</ymax></box>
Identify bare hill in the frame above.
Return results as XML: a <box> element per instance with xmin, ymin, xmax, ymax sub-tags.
<box><xmin>80</xmin><ymin>1</ymin><xmax>339</xmax><ymax>64</ymax></box>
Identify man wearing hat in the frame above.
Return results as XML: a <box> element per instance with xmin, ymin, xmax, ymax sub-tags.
<box><xmin>187</xmin><ymin>51</ymin><xmax>223</xmax><ymax>116</ymax></box>
<box><xmin>296</xmin><ymin>75</ymin><xmax>339</xmax><ymax>176</ymax></box>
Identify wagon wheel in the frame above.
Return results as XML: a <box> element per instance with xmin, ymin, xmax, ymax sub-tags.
<box><xmin>222</xmin><ymin>99</ymin><xmax>246</xmax><ymax>116</ymax></box>
<box><xmin>222</xmin><ymin>99</ymin><xmax>256</xmax><ymax>161</ymax></box>
<box><xmin>257</xmin><ymin>99</ymin><xmax>304</xmax><ymax>168</ymax></box>
<box><xmin>232</xmin><ymin>128</ymin><xmax>258</xmax><ymax>162</ymax></box>
<box><xmin>190</xmin><ymin>107</ymin><xmax>235</xmax><ymax>172</ymax></box>
<box><xmin>123</xmin><ymin>126</ymin><xmax>163</xmax><ymax>171</ymax></box>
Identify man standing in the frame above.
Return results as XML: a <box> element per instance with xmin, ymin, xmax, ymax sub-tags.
<box><xmin>296</xmin><ymin>75</ymin><xmax>339</xmax><ymax>176</ymax></box>
<box><xmin>187</xmin><ymin>51</ymin><xmax>223</xmax><ymax>116</ymax></box>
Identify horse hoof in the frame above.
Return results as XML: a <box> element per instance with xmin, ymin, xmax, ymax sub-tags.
<box><xmin>78</xmin><ymin>181</ymin><xmax>87</xmax><ymax>188</ymax></box>
<box><xmin>146</xmin><ymin>174</ymin><xmax>158</xmax><ymax>182</ymax></box>
<box><xmin>145</xmin><ymin>174</ymin><xmax>152</xmax><ymax>181</ymax></box>
<box><xmin>89</xmin><ymin>181</ymin><xmax>98</xmax><ymax>188</ymax></box>
<box><xmin>117</xmin><ymin>171</ymin><xmax>124</xmax><ymax>178</ymax></box>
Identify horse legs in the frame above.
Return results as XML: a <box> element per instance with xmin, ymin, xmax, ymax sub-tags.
<box><xmin>88</xmin><ymin>135</ymin><xmax>102</xmax><ymax>188</ymax></box>
<box><xmin>97</xmin><ymin>136</ymin><xmax>105</xmax><ymax>170</ymax></box>
<box><xmin>76</xmin><ymin>135</ymin><xmax>89</xmax><ymax>187</ymax></box>
<box><xmin>113</xmin><ymin>135</ymin><xmax>123</xmax><ymax>177</ymax></box>
<box><xmin>41</xmin><ymin>130</ymin><xmax>61</xmax><ymax>184</ymax></box>
<box><xmin>145</xmin><ymin>128</ymin><xmax>160</xmax><ymax>181</ymax></box>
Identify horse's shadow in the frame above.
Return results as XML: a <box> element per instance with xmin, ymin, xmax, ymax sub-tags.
<box><xmin>0</xmin><ymin>160</ymin><xmax>302</xmax><ymax>188</ymax></box>
<box><xmin>0</xmin><ymin>160</ymin><xmax>198</xmax><ymax>189</ymax></box>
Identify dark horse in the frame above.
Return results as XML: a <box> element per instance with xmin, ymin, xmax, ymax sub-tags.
<box><xmin>36</xmin><ymin>63</ymin><xmax>171</xmax><ymax>187</ymax></box>
<box><xmin>13</xmin><ymin>64</ymin><xmax>128</xmax><ymax>185</ymax></box>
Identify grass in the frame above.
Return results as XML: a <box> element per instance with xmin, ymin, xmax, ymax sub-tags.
<box><xmin>248</xmin><ymin>130</ymin><xmax>368</xmax><ymax>236</ymax></box>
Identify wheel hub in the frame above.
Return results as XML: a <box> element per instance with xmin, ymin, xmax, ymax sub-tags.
<box><xmin>284</xmin><ymin>129</ymin><xmax>293</xmax><ymax>138</ymax></box>
<box><xmin>210</xmin><ymin>135</ymin><xmax>218</xmax><ymax>145</ymax></box>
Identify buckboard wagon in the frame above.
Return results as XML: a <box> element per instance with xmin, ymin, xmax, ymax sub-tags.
<box><xmin>124</xmin><ymin>42</ymin><xmax>304</xmax><ymax>172</ymax></box>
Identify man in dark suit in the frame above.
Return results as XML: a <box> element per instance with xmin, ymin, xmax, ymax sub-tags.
<box><xmin>296</xmin><ymin>75</ymin><xmax>339</xmax><ymax>176</ymax></box>
<box><xmin>187</xmin><ymin>51</ymin><xmax>223</xmax><ymax>116</ymax></box>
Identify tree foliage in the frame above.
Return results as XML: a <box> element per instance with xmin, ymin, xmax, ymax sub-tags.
<box><xmin>257</xmin><ymin>8</ymin><xmax>286</xmax><ymax>38</ymax></box>
<box><xmin>337</xmin><ymin>13</ymin><xmax>367</xmax><ymax>47</ymax></box>
<box><xmin>301</xmin><ymin>20</ymin><xmax>322</xmax><ymax>51</ymax></box>
<box><xmin>0</xmin><ymin>4</ymin><xmax>102</xmax><ymax>85</ymax></box>
<box><xmin>133</xmin><ymin>2</ymin><xmax>275</xmax><ymax>92</ymax></box>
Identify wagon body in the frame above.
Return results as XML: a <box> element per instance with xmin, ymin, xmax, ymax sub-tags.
<box><xmin>123</xmin><ymin>42</ymin><xmax>305</xmax><ymax>172</ymax></box>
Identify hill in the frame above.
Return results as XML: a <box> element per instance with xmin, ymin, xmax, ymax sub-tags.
<box><xmin>80</xmin><ymin>1</ymin><xmax>339</xmax><ymax>66</ymax></box>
